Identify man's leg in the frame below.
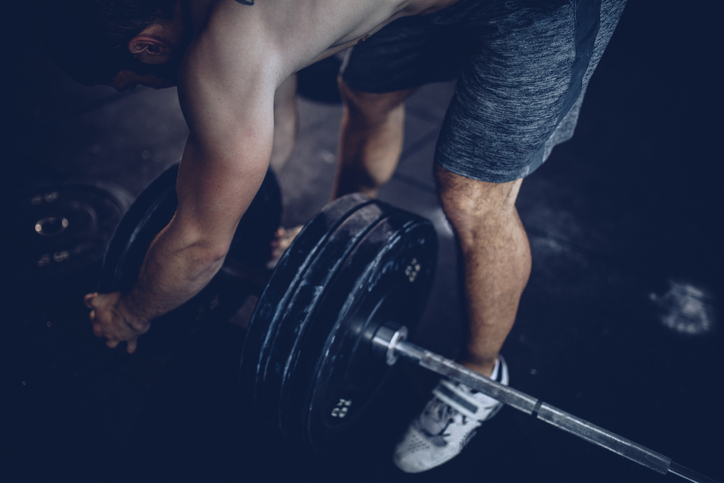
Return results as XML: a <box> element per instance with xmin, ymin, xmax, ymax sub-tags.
<box><xmin>333</xmin><ymin>79</ymin><xmax>415</xmax><ymax>198</ymax></box>
<box><xmin>336</xmin><ymin>79</ymin><xmax>530</xmax><ymax>375</ymax></box>
<box><xmin>272</xmin><ymin>78</ymin><xmax>412</xmax><ymax>260</ymax></box>
<box><xmin>393</xmin><ymin>166</ymin><xmax>530</xmax><ymax>473</ymax></box>
<box><xmin>435</xmin><ymin>164</ymin><xmax>530</xmax><ymax>377</ymax></box>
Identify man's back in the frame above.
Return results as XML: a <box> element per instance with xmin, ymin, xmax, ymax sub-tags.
<box><xmin>192</xmin><ymin>0</ymin><xmax>460</xmax><ymax>78</ymax></box>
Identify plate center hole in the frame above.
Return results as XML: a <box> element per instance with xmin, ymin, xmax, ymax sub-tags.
<box><xmin>35</xmin><ymin>216</ymin><xmax>69</xmax><ymax>237</ymax></box>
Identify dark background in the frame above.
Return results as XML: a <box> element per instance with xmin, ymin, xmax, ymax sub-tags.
<box><xmin>1</xmin><ymin>2</ymin><xmax>722</xmax><ymax>482</ymax></box>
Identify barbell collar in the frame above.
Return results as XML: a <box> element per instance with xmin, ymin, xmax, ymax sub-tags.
<box><xmin>371</xmin><ymin>323</ymin><xmax>408</xmax><ymax>366</ymax></box>
<box><xmin>374</xmin><ymin>326</ymin><xmax>717</xmax><ymax>482</ymax></box>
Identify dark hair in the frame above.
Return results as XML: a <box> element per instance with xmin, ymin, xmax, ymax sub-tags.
<box><xmin>37</xmin><ymin>0</ymin><xmax>178</xmax><ymax>85</ymax></box>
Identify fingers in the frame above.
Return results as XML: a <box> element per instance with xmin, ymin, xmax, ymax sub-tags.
<box><xmin>92</xmin><ymin>317</ymin><xmax>103</xmax><ymax>337</ymax></box>
<box><xmin>84</xmin><ymin>292</ymin><xmax>98</xmax><ymax>309</ymax></box>
<box><xmin>88</xmin><ymin>292</ymin><xmax>100</xmax><ymax>335</ymax></box>
<box><xmin>88</xmin><ymin>294</ymin><xmax>101</xmax><ymax>335</ymax></box>
<box><xmin>86</xmin><ymin>293</ymin><xmax>98</xmax><ymax>327</ymax></box>
<box><xmin>106</xmin><ymin>338</ymin><xmax>138</xmax><ymax>354</ymax></box>
<box><xmin>88</xmin><ymin>292</ymin><xmax>142</xmax><ymax>353</ymax></box>
<box><xmin>126</xmin><ymin>338</ymin><xmax>138</xmax><ymax>354</ymax></box>
<box><xmin>102</xmin><ymin>331</ymin><xmax>137</xmax><ymax>353</ymax></box>
<box><xmin>99</xmin><ymin>326</ymin><xmax>136</xmax><ymax>352</ymax></box>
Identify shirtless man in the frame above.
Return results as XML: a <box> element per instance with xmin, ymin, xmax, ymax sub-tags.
<box><xmin>40</xmin><ymin>0</ymin><xmax>626</xmax><ymax>472</ymax></box>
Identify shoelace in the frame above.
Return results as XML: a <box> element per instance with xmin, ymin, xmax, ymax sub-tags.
<box><xmin>418</xmin><ymin>379</ymin><xmax>505</xmax><ymax>443</ymax></box>
<box><xmin>423</xmin><ymin>397</ymin><xmax>469</xmax><ymax>438</ymax></box>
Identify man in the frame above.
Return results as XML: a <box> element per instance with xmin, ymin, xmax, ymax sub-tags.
<box><xmin>40</xmin><ymin>0</ymin><xmax>625</xmax><ymax>472</ymax></box>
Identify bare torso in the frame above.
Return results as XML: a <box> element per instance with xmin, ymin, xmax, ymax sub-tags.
<box><xmin>189</xmin><ymin>0</ymin><xmax>461</xmax><ymax>77</ymax></box>
<box><xmin>169</xmin><ymin>0</ymin><xmax>468</xmax><ymax>243</ymax></box>
<box><xmin>175</xmin><ymin>0</ymin><xmax>463</xmax><ymax>178</ymax></box>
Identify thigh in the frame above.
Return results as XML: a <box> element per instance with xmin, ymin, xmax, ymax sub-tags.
<box><xmin>435</xmin><ymin>0</ymin><xmax>627</xmax><ymax>183</ymax></box>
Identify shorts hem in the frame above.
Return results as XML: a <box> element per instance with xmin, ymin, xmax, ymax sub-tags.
<box><xmin>434</xmin><ymin>158</ymin><xmax>537</xmax><ymax>184</ymax></box>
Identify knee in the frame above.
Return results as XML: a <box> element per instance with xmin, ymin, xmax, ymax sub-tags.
<box><xmin>338</xmin><ymin>77</ymin><xmax>411</xmax><ymax>126</ymax></box>
<box><xmin>435</xmin><ymin>164</ymin><xmax>523</xmax><ymax>241</ymax></box>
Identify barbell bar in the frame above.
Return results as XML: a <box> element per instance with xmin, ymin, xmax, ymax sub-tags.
<box><xmin>372</xmin><ymin>325</ymin><xmax>718</xmax><ymax>483</ymax></box>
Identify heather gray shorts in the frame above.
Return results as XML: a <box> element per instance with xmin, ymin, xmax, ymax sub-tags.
<box><xmin>340</xmin><ymin>0</ymin><xmax>627</xmax><ymax>182</ymax></box>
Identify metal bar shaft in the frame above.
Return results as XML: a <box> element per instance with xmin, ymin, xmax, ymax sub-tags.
<box><xmin>393</xmin><ymin>340</ymin><xmax>717</xmax><ymax>483</ymax></box>
<box><xmin>669</xmin><ymin>463</ymin><xmax>721</xmax><ymax>483</ymax></box>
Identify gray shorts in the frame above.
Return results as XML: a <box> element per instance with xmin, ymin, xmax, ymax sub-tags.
<box><xmin>340</xmin><ymin>0</ymin><xmax>627</xmax><ymax>182</ymax></box>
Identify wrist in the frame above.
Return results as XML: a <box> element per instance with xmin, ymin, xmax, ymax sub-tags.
<box><xmin>118</xmin><ymin>292</ymin><xmax>153</xmax><ymax>331</ymax></box>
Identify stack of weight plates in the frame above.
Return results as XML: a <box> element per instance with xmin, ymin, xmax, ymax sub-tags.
<box><xmin>240</xmin><ymin>194</ymin><xmax>438</xmax><ymax>452</ymax></box>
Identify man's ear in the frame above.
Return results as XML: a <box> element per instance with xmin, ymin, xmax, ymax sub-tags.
<box><xmin>128</xmin><ymin>34</ymin><xmax>173</xmax><ymax>65</ymax></box>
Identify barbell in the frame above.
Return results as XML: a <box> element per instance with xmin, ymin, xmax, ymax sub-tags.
<box><xmin>99</xmin><ymin>174</ymin><xmax>718</xmax><ymax>483</ymax></box>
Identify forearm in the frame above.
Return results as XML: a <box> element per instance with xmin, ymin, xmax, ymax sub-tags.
<box><xmin>115</xmin><ymin>33</ymin><xmax>281</xmax><ymax>326</ymax></box>
<box><xmin>119</xmin><ymin>146</ymin><xmax>269</xmax><ymax>324</ymax></box>
<box><xmin>119</xmin><ymin>126</ymin><xmax>272</xmax><ymax>325</ymax></box>
<box><xmin>120</xmin><ymin>220</ymin><xmax>228</xmax><ymax>324</ymax></box>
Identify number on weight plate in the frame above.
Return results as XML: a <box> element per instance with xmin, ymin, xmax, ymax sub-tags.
<box><xmin>331</xmin><ymin>398</ymin><xmax>353</xmax><ymax>418</ymax></box>
<box><xmin>405</xmin><ymin>258</ymin><xmax>421</xmax><ymax>283</ymax></box>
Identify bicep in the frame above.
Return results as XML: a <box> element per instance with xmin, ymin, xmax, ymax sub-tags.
<box><xmin>171</xmin><ymin>38</ymin><xmax>279</xmax><ymax>252</ymax></box>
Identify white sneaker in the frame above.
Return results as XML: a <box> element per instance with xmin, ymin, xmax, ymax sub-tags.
<box><xmin>393</xmin><ymin>357</ymin><xmax>509</xmax><ymax>473</ymax></box>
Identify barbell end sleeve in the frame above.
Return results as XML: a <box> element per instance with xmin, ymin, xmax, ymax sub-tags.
<box><xmin>669</xmin><ymin>462</ymin><xmax>721</xmax><ymax>483</ymax></box>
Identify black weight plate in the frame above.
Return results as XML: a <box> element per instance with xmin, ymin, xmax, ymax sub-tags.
<box><xmin>8</xmin><ymin>181</ymin><xmax>133</xmax><ymax>286</ymax></box>
<box><xmin>287</xmin><ymin>212</ymin><xmax>437</xmax><ymax>451</ymax></box>
<box><xmin>240</xmin><ymin>195</ymin><xmax>437</xmax><ymax>451</ymax></box>
<box><xmin>239</xmin><ymin>194</ymin><xmax>376</xmax><ymax>412</ymax></box>
<box><xmin>255</xmin><ymin>201</ymin><xmax>397</xmax><ymax>424</ymax></box>
<box><xmin>98</xmin><ymin>162</ymin><xmax>282</xmax><ymax>350</ymax></box>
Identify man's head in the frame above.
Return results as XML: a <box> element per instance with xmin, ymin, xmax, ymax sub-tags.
<box><xmin>38</xmin><ymin>0</ymin><xmax>189</xmax><ymax>88</ymax></box>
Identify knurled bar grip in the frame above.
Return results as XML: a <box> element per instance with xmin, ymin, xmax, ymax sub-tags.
<box><xmin>394</xmin><ymin>341</ymin><xmax>719</xmax><ymax>482</ymax></box>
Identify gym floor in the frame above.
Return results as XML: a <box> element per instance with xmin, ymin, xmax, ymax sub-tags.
<box><xmin>1</xmin><ymin>2</ymin><xmax>722</xmax><ymax>482</ymax></box>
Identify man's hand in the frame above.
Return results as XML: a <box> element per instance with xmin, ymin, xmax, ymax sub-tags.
<box><xmin>85</xmin><ymin>292</ymin><xmax>151</xmax><ymax>354</ymax></box>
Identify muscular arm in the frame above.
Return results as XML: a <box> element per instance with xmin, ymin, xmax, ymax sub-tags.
<box><xmin>124</xmin><ymin>40</ymin><xmax>279</xmax><ymax>321</ymax></box>
<box><xmin>88</xmin><ymin>4</ymin><xmax>287</xmax><ymax>348</ymax></box>
<box><xmin>87</xmin><ymin>0</ymin><xmax>416</xmax><ymax>351</ymax></box>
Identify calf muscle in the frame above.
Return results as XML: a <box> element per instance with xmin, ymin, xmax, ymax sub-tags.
<box><xmin>436</xmin><ymin>165</ymin><xmax>530</xmax><ymax>377</ymax></box>
<box><xmin>334</xmin><ymin>82</ymin><xmax>413</xmax><ymax>198</ymax></box>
